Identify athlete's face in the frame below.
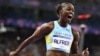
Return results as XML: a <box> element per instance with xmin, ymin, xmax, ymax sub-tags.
<box><xmin>60</xmin><ymin>4</ymin><xmax>75</xmax><ymax>23</ymax></box>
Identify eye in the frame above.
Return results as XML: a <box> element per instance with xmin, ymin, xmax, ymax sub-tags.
<box><xmin>66</xmin><ymin>8</ymin><xmax>71</xmax><ymax>11</ymax></box>
<box><xmin>65</xmin><ymin>5</ymin><xmax>74</xmax><ymax>10</ymax></box>
<box><xmin>66</xmin><ymin>8</ymin><xmax>75</xmax><ymax>12</ymax></box>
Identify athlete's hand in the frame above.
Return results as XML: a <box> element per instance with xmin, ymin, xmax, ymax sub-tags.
<box><xmin>82</xmin><ymin>48</ymin><xmax>89</xmax><ymax>56</ymax></box>
<box><xmin>9</xmin><ymin>51</ymin><xmax>17</xmax><ymax>56</ymax></box>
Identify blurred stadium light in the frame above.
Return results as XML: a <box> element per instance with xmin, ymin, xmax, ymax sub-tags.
<box><xmin>0</xmin><ymin>23</ymin><xmax>16</xmax><ymax>33</ymax></box>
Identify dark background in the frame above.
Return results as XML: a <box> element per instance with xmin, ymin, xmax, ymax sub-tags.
<box><xmin>0</xmin><ymin>0</ymin><xmax>100</xmax><ymax>56</ymax></box>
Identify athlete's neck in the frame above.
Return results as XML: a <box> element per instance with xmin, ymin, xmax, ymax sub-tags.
<box><xmin>58</xmin><ymin>20</ymin><xmax>68</xmax><ymax>27</ymax></box>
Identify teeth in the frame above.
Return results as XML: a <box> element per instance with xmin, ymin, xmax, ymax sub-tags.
<box><xmin>69</xmin><ymin>15</ymin><xmax>72</xmax><ymax>17</ymax></box>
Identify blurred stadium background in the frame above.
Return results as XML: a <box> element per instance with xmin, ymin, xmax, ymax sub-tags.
<box><xmin>0</xmin><ymin>0</ymin><xmax>100</xmax><ymax>56</ymax></box>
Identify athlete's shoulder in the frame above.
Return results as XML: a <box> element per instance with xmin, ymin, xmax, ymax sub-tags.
<box><xmin>36</xmin><ymin>21</ymin><xmax>54</xmax><ymax>34</ymax></box>
<box><xmin>39</xmin><ymin>21</ymin><xmax>54</xmax><ymax>29</ymax></box>
<box><xmin>72</xmin><ymin>28</ymin><xmax>79</xmax><ymax>34</ymax></box>
<box><xmin>71</xmin><ymin>28</ymin><xmax>80</xmax><ymax>39</ymax></box>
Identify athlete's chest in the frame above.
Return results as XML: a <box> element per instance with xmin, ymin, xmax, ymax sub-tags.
<box><xmin>51</xmin><ymin>27</ymin><xmax>73</xmax><ymax>38</ymax></box>
<box><xmin>50</xmin><ymin>27</ymin><xmax>73</xmax><ymax>45</ymax></box>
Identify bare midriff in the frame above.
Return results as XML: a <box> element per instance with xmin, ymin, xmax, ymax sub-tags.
<box><xmin>46</xmin><ymin>50</ymin><xmax>69</xmax><ymax>56</ymax></box>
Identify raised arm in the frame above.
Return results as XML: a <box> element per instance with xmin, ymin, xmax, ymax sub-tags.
<box><xmin>9</xmin><ymin>22</ymin><xmax>53</xmax><ymax>56</ymax></box>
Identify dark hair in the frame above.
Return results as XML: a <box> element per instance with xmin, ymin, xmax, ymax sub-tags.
<box><xmin>55</xmin><ymin>2</ymin><xmax>72</xmax><ymax>15</ymax></box>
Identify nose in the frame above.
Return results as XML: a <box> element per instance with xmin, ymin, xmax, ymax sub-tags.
<box><xmin>68</xmin><ymin>10</ymin><xmax>74</xmax><ymax>15</ymax></box>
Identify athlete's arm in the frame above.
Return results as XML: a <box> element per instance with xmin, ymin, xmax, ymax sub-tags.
<box><xmin>70</xmin><ymin>28</ymin><xmax>81</xmax><ymax>56</ymax></box>
<box><xmin>70</xmin><ymin>28</ymin><xmax>89</xmax><ymax>56</ymax></box>
<box><xmin>9</xmin><ymin>22</ymin><xmax>53</xmax><ymax>56</ymax></box>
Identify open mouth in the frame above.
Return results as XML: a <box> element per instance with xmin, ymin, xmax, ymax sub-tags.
<box><xmin>67</xmin><ymin>15</ymin><xmax>72</xmax><ymax>19</ymax></box>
